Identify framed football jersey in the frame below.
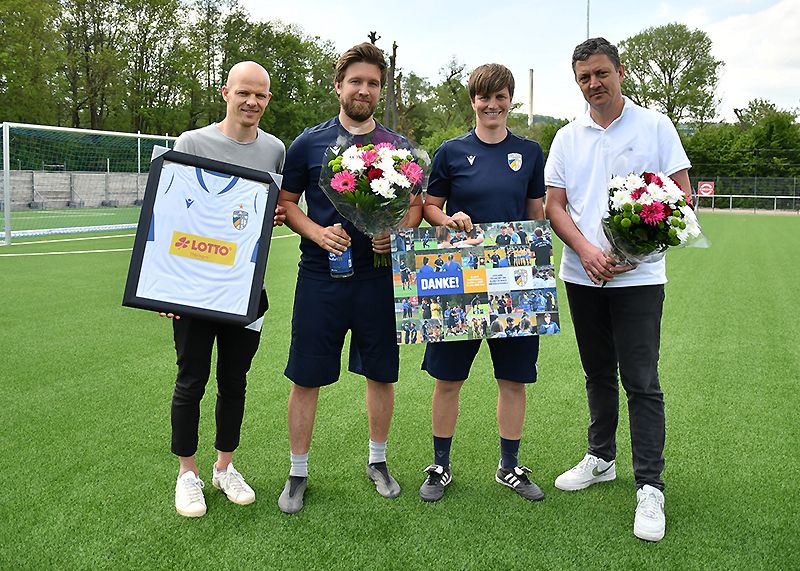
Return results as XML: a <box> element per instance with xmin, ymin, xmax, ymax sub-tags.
<box><xmin>123</xmin><ymin>149</ymin><xmax>280</xmax><ymax>325</ymax></box>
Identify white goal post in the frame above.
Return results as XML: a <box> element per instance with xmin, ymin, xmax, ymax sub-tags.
<box><xmin>2</xmin><ymin>122</ymin><xmax>177</xmax><ymax>245</ymax></box>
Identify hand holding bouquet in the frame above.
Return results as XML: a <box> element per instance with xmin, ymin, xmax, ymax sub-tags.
<box><xmin>319</xmin><ymin>139</ymin><xmax>427</xmax><ymax>267</ymax></box>
<box><xmin>602</xmin><ymin>171</ymin><xmax>705</xmax><ymax>269</ymax></box>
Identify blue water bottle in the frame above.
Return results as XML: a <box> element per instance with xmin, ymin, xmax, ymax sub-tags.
<box><xmin>328</xmin><ymin>223</ymin><xmax>353</xmax><ymax>278</ymax></box>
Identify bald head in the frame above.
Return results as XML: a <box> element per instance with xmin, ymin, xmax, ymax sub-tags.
<box><xmin>220</xmin><ymin>61</ymin><xmax>272</xmax><ymax>141</ymax></box>
<box><xmin>226</xmin><ymin>61</ymin><xmax>271</xmax><ymax>89</ymax></box>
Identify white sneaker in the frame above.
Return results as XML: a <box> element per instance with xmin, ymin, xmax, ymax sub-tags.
<box><xmin>554</xmin><ymin>453</ymin><xmax>616</xmax><ymax>491</ymax></box>
<box><xmin>175</xmin><ymin>471</ymin><xmax>206</xmax><ymax>517</ymax></box>
<box><xmin>634</xmin><ymin>485</ymin><xmax>665</xmax><ymax>541</ymax></box>
<box><xmin>212</xmin><ymin>462</ymin><xmax>256</xmax><ymax>506</ymax></box>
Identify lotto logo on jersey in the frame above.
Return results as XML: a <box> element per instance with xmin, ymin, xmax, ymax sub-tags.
<box><xmin>169</xmin><ymin>231</ymin><xmax>237</xmax><ymax>266</ymax></box>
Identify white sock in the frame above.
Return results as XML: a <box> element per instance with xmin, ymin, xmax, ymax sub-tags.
<box><xmin>369</xmin><ymin>440</ymin><xmax>387</xmax><ymax>464</ymax></box>
<box><xmin>289</xmin><ymin>452</ymin><xmax>309</xmax><ymax>478</ymax></box>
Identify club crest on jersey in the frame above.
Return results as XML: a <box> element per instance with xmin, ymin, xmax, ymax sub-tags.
<box><xmin>507</xmin><ymin>153</ymin><xmax>522</xmax><ymax>172</ymax></box>
<box><xmin>514</xmin><ymin>269</ymin><xmax>529</xmax><ymax>287</ymax></box>
<box><xmin>467</xmin><ymin>155</ymin><xmax>476</xmax><ymax>165</ymax></box>
<box><xmin>232</xmin><ymin>209</ymin><xmax>249</xmax><ymax>231</ymax></box>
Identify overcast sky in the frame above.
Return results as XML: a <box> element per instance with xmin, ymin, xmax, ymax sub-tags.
<box><xmin>241</xmin><ymin>0</ymin><xmax>800</xmax><ymax>122</ymax></box>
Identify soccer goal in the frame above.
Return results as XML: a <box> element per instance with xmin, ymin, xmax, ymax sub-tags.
<box><xmin>2</xmin><ymin>122</ymin><xmax>177</xmax><ymax>244</ymax></box>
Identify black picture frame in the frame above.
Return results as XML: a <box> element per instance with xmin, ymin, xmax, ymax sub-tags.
<box><xmin>122</xmin><ymin>149</ymin><xmax>280</xmax><ymax>326</ymax></box>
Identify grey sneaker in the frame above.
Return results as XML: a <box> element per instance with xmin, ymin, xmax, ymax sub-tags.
<box><xmin>367</xmin><ymin>462</ymin><xmax>401</xmax><ymax>499</ymax></box>
<box><xmin>419</xmin><ymin>464</ymin><xmax>452</xmax><ymax>502</ymax></box>
<box><xmin>278</xmin><ymin>476</ymin><xmax>307</xmax><ymax>514</ymax></box>
<box><xmin>495</xmin><ymin>465</ymin><xmax>544</xmax><ymax>501</ymax></box>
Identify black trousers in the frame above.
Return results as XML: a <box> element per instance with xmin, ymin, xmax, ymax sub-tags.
<box><xmin>565</xmin><ymin>282</ymin><xmax>666</xmax><ymax>490</ymax></box>
<box><xmin>170</xmin><ymin>316</ymin><xmax>261</xmax><ymax>457</ymax></box>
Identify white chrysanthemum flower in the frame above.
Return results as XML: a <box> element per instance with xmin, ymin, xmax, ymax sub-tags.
<box><xmin>343</xmin><ymin>145</ymin><xmax>361</xmax><ymax>160</ymax></box>
<box><xmin>392</xmin><ymin>148</ymin><xmax>412</xmax><ymax>160</ymax></box>
<box><xmin>676</xmin><ymin>227</ymin><xmax>691</xmax><ymax>243</ymax></box>
<box><xmin>647</xmin><ymin>182</ymin><xmax>668</xmax><ymax>202</ymax></box>
<box><xmin>679</xmin><ymin>205</ymin><xmax>702</xmax><ymax>238</ymax></box>
<box><xmin>370</xmin><ymin>177</ymin><xmax>396</xmax><ymax>199</ymax></box>
<box><xmin>625</xmin><ymin>173</ymin><xmax>645</xmax><ymax>191</ymax></box>
<box><xmin>341</xmin><ymin>155</ymin><xmax>365</xmax><ymax>172</ymax></box>
<box><xmin>375</xmin><ymin>158</ymin><xmax>396</xmax><ymax>174</ymax></box>
<box><xmin>609</xmin><ymin>175</ymin><xmax>627</xmax><ymax>191</ymax></box>
<box><xmin>637</xmin><ymin>192</ymin><xmax>654</xmax><ymax>206</ymax></box>
<box><xmin>377</xmin><ymin>147</ymin><xmax>398</xmax><ymax>162</ymax></box>
<box><xmin>660</xmin><ymin>175</ymin><xmax>685</xmax><ymax>202</ymax></box>
<box><xmin>385</xmin><ymin>169</ymin><xmax>411</xmax><ymax>188</ymax></box>
<box><xmin>610</xmin><ymin>190</ymin><xmax>632</xmax><ymax>210</ymax></box>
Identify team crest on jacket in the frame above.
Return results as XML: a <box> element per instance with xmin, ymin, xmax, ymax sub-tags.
<box><xmin>232</xmin><ymin>209</ymin><xmax>249</xmax><ymax>230</ymax></box>
<box><xmin>507</xmin><ymin>153</ymin><xmax>522</xmax><ymax>172</ymax></box>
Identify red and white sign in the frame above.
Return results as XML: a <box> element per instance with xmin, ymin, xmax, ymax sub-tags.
<box><xmin>697</xmin><ymin>181</ymin><xmax>715</xmax><ymax>196</ymax></box>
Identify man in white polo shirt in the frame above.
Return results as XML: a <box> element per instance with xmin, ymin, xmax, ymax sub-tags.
<box><xmin>544</xmin><ymin>37</ymin><xmax>691</xmax><ymax>542</ymax></box>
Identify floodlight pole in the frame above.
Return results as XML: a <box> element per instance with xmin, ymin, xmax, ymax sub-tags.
<box><xmin>3</xmin><ymin>122</ymin><xmax>10</xmax><ymax>245</ymax></box>
<box><xmin>528</xmin><ymin>69</ymin><xmax>534</xmax><ymax>127</ymax></box>
<box><xmin>585</xmin><ymin>0</ymin><xmax>591</xmax><ymax>113</ymax></box>
<box><xmin>587</xmin><ymin>0</ymin><xmax>590</xmax><ymax>39</ymax></box>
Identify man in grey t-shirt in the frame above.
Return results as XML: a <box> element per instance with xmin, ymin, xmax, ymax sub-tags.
<box><xmin>163</xmin><ymin>61</ymin><xmax>286</xmax><ymax>518</ymax></box>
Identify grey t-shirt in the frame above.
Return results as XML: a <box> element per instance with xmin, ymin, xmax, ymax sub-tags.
<box><xmin>172</xmin><ymin>124</ymin><xmax>285</xmax><ymax>330</ymax></box>
<box><xmin>174</xmin><ymin>123</ymin><xmax>285</xmax><ymax>173</ymax></box>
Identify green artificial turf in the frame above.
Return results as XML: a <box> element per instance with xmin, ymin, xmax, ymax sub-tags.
<box><xmin>0</xmin><ymin>212</ymin><xmax>797</xmax><ymax>569</ymax></box>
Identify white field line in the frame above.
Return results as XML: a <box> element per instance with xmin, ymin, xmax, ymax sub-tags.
<box><xmin>0</xmin><ymin>248</ymin><xmax>133</xmax><ymax>257</ymax></box>
<box><xmin>6</xmin><ymin>234</ymin><xmax>136</xmax><ymax>246</ymax></box>
<box><xmin>0</xmin><ymin>232</ymin><xmax>299</xmax><ymax>257</ymax></box>
<box><xmin>13</xmin><ymin>212</ymin><xmax>123</xmax><ymax>219</ymax></box>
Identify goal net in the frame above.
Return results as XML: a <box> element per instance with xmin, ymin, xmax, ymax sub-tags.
<box><xmin>2</xmin><ymin>123</ymin><xmax>177</xmax><ymax>243</ymax></box>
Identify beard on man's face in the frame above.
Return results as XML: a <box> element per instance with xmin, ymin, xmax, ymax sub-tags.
<box><xmin>340</xmin><ymin>95</ymin><xmax>376</xmax><ymax>122</ymax></box>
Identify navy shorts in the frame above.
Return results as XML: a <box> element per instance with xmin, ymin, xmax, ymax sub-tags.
<box><xmin>285</xmin><ymin>273</ymin><xmax>399</xmax><ymax>387</ymax></box>
<box><xmin>422</xmin><ymin>335</ymin><xmax>540</xmax><ymax>383</ymax></box>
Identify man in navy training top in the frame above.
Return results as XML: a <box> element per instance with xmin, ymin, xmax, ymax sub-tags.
<box><xmin>277</xmin><ymin>43</ymin><xmax>422</xmax><ymax>514</ymax></box>
<box><xmin>418</xmin><ymin>63</ymin><xmax>546</xmax><ymax>503</ymax></box>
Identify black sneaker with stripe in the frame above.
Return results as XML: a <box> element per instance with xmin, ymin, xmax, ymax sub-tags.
<box><xmin>419</xmin><ymin>464</ymin><xmax>452</xmax><ymax>502</ymax></box>
<box><xmin>495</xmin><ymin>465</ymin><xmax>544</xmax><ymax>501</ymax></box>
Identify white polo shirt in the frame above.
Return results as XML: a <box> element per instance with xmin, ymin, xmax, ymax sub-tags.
<box><xmin>544</xmin><ymin>97</ymin><xmax>691</xmax><ymax>287</ymax></box>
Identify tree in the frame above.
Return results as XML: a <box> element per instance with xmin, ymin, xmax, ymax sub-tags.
<box><xmin>619</xmin><ymin>23</ymin><xmax>723</xmax><ymax>125</ymax></box>
<box><xmin>58</xmin><ymin>0</ymin><xmax>130</xmax><ymax>129</ymax></box>
<box><xmin>121</xmin><ymin>0</ymin><xmax>184</xmax><ymax>133</ymax></box>
<box><xmin>0</xmin><ymin>0</ymin><xmax>61</xmax><ymax>124</ymax></box>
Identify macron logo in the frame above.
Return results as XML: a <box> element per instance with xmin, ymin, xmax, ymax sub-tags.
<box><xmin>467</xmin><ymin>155</ymin><xmax>476</xmax><ymax>165</ymax></box>
<box><xmin>185</xmin><ymin>198</ymin><xmax>194</xmax><ymax>208</ymax></box>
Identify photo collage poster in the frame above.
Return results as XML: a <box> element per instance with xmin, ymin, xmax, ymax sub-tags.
<box><xmin>392</xmin><ymin>220</ymin><xmax>560</xmax><ymax>345</ymax></box>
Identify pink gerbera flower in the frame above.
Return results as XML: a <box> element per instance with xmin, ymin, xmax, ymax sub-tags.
<box><xmin>374</xmin><ymin>142</ymin><xmax>395</xmax><ymax>151</ymax></box>
<box><xmin>331</xmin><ymin>171</ymin><xmax>357</xmax><ymax>193</ymax></box>
<box><xmin>400</xmin><ymin>161</ymin><xmax>424</xmax><ymax>185</ymax></box>
<box><xmin>360</xmin><ymin>149</ymin><xmax>379</xmax><ymax>166</ymax></box>
<box><xmin>641</xmin><ymin>202</ymin><xmax>667</xmax><ymax>225</ymax></box>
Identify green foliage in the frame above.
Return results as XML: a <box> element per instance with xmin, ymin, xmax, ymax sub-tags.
<box><xmin>683</xmin><ymin>99</ymin><xmax>800</xmax><ymax>177</ymax></box>
<box><xmin>620</xmin><ymin>23</ymin><xmax>723</xmax><ymax>125</ymax></box>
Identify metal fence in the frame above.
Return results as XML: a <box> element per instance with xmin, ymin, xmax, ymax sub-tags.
<box><xmin>690</xmin><ymin>176</ymin><xmax>800</xmax><ymax>213</ymax></box>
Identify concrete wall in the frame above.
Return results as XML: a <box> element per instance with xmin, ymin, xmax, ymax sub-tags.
<box><xmin>5</xmin><ymin>171</ymin><xmax>148</xmax><ymax>209</ymax></box>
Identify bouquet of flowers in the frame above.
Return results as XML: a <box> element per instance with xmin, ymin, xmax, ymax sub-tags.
<box><xmin>602</xmin><ymin>171</ymin><xmax>705</xmax><ymax>268</ymax></box>
<box><xmin>319</xmin><ymin>138</ymin><xmax>427</xmax><ymax>267</ymax></box>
